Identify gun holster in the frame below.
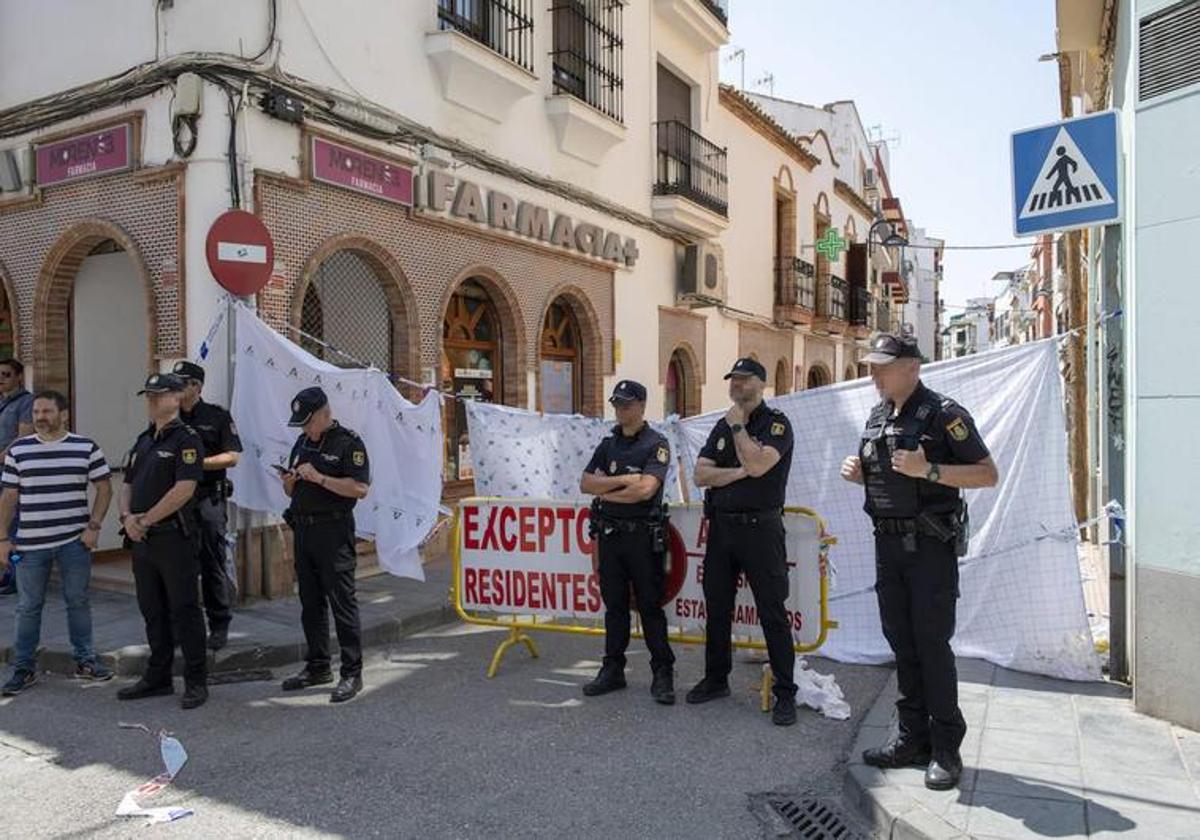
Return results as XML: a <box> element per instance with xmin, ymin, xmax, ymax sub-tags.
<box><xmin>954</xmin><ymin>502</ymin><xmax>970</xmax><ymax>557</ymax></box>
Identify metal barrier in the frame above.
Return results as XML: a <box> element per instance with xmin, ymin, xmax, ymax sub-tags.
<box><xmin>451</xmin><ymin>499</ymin><xmax>838</xmax><ymax>710</ymax></box>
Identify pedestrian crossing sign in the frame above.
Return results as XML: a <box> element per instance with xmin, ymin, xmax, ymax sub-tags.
<box><xmin>1011</xmin><ymin>111</ymin><xmax>1120</xmax><ymax>236</ymax></box>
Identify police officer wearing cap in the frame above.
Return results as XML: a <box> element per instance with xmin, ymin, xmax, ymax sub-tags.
<box><xmin>174</xmin><ymin>361</ymin><xmax>242</xmax><ymax>651</ymax></box>
<box><xmin>579</xmin><ymin>380</ymin><xmax>676</xmax><ymax>704</ymax></box>
<box><xmin>841</xmin><ymin>333</ymin><xmax>998</xmax><ymax>790</ymax></box>
<box><xmin>116</xmin><ymin>373</ymin><xmax>209</xmax><ymax>710</ymax></box>
<box><xmin>688</xmin><ymin>357</ymin><xmax>798</xmax><ymax>725</ymax></box>
<box><xmin>277</xmin><ymin>387</ymin><xmax>370</xmax><ymax>704</ymax></box>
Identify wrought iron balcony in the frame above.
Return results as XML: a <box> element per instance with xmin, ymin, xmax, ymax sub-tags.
<box><xmin>849</xmin><ymin>285</ymin><xmax>871</xmax><ymax>327</ymax></box>
<box><xmin>653</xmin><ymin>120</ymin><xmax>728</xmax><ymax>217</ymax></box>
<box><xmin>775</xmin><ymin>256</ymin><xmax>816</xmax><ymax>312</ymax></box>
<box><xmin>437</xmin><ymin>0</ymin><xmax>535</xmax><ymax>72</ymax></box>
<box><xmin>818</xmin><ymin>275</ymin><xmax>847</xmax><ymax>322</ymax></box>
<box><xmin>698</xmin><ymin>0</ymin><xmax>728</xmax><ymax>25</ymax></box>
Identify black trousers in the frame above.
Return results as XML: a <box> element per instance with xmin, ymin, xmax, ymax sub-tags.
<box><xmin>874</xmin><ymin>531</ymin><xmax>967</xmax><ymax>756</ymax></box>
<box><xmin>131</xmin><ymin>527</ymin><xmax>207</xmax><ymax>687</ymax></box>
<box><xmin>702</xmin><ymin>515</ymin><xmax>797</xmax><ymax>697</ymax></box>
<box><xmin>293</xmin><ymin>516</ymin><xmax>362</xmax><ymax>679</ymax></box>
<box><xmin>195</xmin><ymin>494</ymin><xmax>234</xmax><ymax>631</ymax></box>
<box><xmin>597</xmin><ymin>526</ymin><xmax>675</xmax><ymax>673</ymax></box>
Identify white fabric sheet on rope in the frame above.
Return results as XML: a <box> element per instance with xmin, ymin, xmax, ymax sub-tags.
<box><xmin>226</xmin><ymin>305</ymin><xmax>443</xmax><ymax>580</ymax></box>
<box><xmin>468</xmin><ymin>338</ymin><xmax>1101</xmax><ymax>681</ymax></box>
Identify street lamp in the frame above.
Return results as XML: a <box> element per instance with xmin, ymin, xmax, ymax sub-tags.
<box><xmin>868</xmin><ymin>218</ymin><xmax>908</xmax><ymax>254</ymax></box>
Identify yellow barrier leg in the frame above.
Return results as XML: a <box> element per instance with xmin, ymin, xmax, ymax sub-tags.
<box><xmin>486</xmin><ymin>627</ymin><xmax>540</xmax><ymax>678</ymax></box>
<box><xmin>760</xmin><ymin>667</ymin><xmax>775</xmax><ymax>713</ymax></box>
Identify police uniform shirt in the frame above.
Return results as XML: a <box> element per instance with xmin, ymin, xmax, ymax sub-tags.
<box><xmin>698</xmin><ymin>402</ymin><xmax>794</xmax><ymax>511</ymax></box>
<box><xmin>585</xmin><ymin>424</ymin><xmax>671</xmax><ymax>519</ymax></box>
<box><xmin>124</xmin><ymin>418</ymin><xmax>205</xmax><ymax>514</ymax></box>
<box><xmin>860</xmin><ymin>382</ymin><xmax>989</xmax><ymax>517</ymax></box>
<box><xmin>180</xmin><ymin>399</ymin><xmax>243</xmax><ymax>490</ymax></box>
<box><xmin>287</xmin><ymin>422</ymin><xmax>370</xmax><ymax>514</ymax></box>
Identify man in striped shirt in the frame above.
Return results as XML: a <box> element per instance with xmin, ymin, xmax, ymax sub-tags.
<box><xmin>0</xmin><ymin>390</ymin><xmax>114</xmax><ymax>696</ymax></box>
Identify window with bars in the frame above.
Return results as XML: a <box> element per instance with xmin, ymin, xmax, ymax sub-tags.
<box><xmin>437</xmin><ymin>0</ymin><xmax>536</xmax><ymax>72</ymax></box>
<box><xmin>550</xmin><ymin>0</ymin><xmax>624</xmax><ymax>122</ymax></box>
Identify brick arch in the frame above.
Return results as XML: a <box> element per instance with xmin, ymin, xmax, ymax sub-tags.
<box><xmin>440</xmin><ymin>265</ymin><xmax>527</xmax><ymax>408</ymax></box>
<box><xmin>775</xmin><ymin>165</ymin><xmax>795</xmax><ymax>193</ymax></box>
<box><xmin>538</xmin><ymin>283</ymin><xmax>604</xmax><ymax>417</ymax></box>
<box><xmin>664</xmin><ymin>341</ymin><xmax>702</xmax><ymax>418</ymax></box>
<box><xmin>34</xmin><ymin>219</ymin><xmax>157</xmax><ymax>395</ymax></box>
<box><xmin>0</xmin><ymin>260</ymin><xmax>19</xmax><ymax>356</ymax></box>
<box><xmin>806</xmin><ymin>362</ymin><xmax>833</xmax><ymax>389</ymax></box>
<box><xmin>844</xmin><ymin>216</ymin><xmax>858</xmax><ymax>241</ymax></box>
<box><xmin>291</xmin><ymin>234</ymin><xmax>421</xmax><ymax>383</ymax></box>
<box><xmin>815</xmin><ymin>192</ymin><xmax>831</xmax><ymax>219</ymax></box>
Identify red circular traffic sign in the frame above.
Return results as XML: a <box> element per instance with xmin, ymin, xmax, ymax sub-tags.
<box><xmin>205</xmin><ymin>210</ymin><xmax>274</xmax><ymax>296</ymax></box>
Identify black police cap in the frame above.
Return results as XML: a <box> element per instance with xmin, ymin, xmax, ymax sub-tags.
<box><xmin>609</xmin><ymin>379</ymin><xmax>647</xmax><ymax>404</ymax></box>
<box><xmin>288</xmin><ymin>386</ymin><xmax>328</xmax><ymax>427</ymax></box>
<box><xmin>723</xmin><ymin>357</ymin><xmax>767</xmax><ymax>382</ymax></box>
<box><xmin>172</xmin><ymin>360</ymin><xmax>206</xmax><ymax>383</ymax></box>
<box><xmin>862</xmin><ymin>333</ymin><xmax>924</xmax><ymax>365</ymax></box>
<box><xmin>137</xmin><ymin>373</ymin><xmax>187</xmax><ymax>396</ymax></box>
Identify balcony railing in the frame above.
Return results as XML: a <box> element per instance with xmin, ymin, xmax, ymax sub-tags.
<box><xmin>818</xmin><ymin>275</ymin><xmax>847</xmax><ymax>321</ymax></box>
<box><xmin>438</xmin><ymin>0</ymin><xmax>536</xmax><ymax>72</ymax></box>
<box><xmin>551</xmin><ymin>0</ymin><xmax>624</xmax><ymax>122</ymax></box>
<box><xmin>775</xmin><ymin>256</ymin><xmax>816</xmax><ymax>312</ymax></box>
<box><xmin>849</xmin><ymin>285</ymin><xmax>870</xmax><ymax>327</ymax></box>
<box><xmin>653</xmin><ymin>120</ymin><xmax>728</xmax><ymax>217</ymax></box>
<box><xmin>876</xmin><ymin>298</ymin><xmax>892</xmax><ymax>333</ymax></box>
<box><xmin>697</xmin><ymin>0</ymin><xmax>729</xmax><ymax>25</ymax></box>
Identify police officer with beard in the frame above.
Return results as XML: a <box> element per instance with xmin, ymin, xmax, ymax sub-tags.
<box><xmin>841</xmin><ymin>333</ymin><xmax>998</xmax><ymax>790</ymax></box>
<box><xmin>579</xmin><ymin>380</ymin><xmax>676</xmax><ymax>704</ymax></box>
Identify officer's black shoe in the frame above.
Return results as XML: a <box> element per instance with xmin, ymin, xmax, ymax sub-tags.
<box><xmin>772</xmin><ymin>693</ymin><xmax>798</xmax><ymax>726</ymax></box>
<box><xmin>862</xmin><ymin>738</ymin><xmax>932</xmax><ymax>769</ymax></box>
<box><xmin>207</xmin><ymin>625</ymin><xmax>229</xmax><ymax>651</ymax></box>
<box><xmin>181</xmin><ymin>683</ymin><xmax>208</xmax><ymax>710</ymax></box>
<box><xmin>685</xmin><ymin>677</ymin><xmax>731</xmax><ymax>704</ymax></box>
<box><xmin>281</xmin><ymin>668</ymin><xmax>334</xmax><ymax>691</ymax></box>
<box><xmin>650</xmin><ymin>670</ymin><xmax>675</xmax><ymax>705</ymax></box>
<box><xmin>330</xmin><ymin>675</ymin><xmax>363</xmax><ymax>704</ymax></box>
<box><xmin>925</xmin><ymin>753</ymin><xmax>963</xmax><ymax>790</ymax></box>
<box><xmin>116</xmin><ymin>679</ymin><xmax>174</xmax><ymax>701</ymax></box>
<box><xmin>582</xmin><ymin>665</ymin><xmax>626</xmax><ymax>697</ymax></box>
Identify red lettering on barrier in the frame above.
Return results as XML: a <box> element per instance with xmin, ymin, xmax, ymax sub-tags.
<box><xmin>697</xmin><ymin>517</ymin><xmax>709</xmax><ymax>548</ymax></box>
<box><xmin>480</xmin><ymin>507</ymin><xmax>500</xmax><ymax>551</ymax></box>
<box><xmin>464</xmin><ymin>567</ymin><xmax>478</xmax><ymax>603</ymax></box>
<box><xmin>528</xmin><ymin>570</ymin><xmax>541</xmax><ymax>606</ymax></box>
<box><xmin>556</xmin><ymin>507</ymin><xmax>576</xmax><ymax>553</ymax></box>
<box><xmin>576</xmin><ymin>508</ymin><xmax>593</xmax><ymax>554</ymax></box>
<box><xmin>499</xmin><ymin>507</ymin><xmax>517</xmax><ymax>552</ymax></box>
<box><xmin>462</xmin><ymin>505</ymin><xmax>480</xmax><ymax>550</ymax></box>
<box><xmin>518</xmin><ymin>507</ymin><xmax>536</xmax><ymax>552</ymax></box>
<box><xmin>587</xmin><ymin>573</ymin><xmax>601</xmax><ymax>611</ymax></box>
<box><xmin>512</xmin><ymin>569</ymin><xmax>527</xmax><ymax>607</ymax></box>
<box><xmin>537</xmin><ymin>508</ymin><xmax>556</xmax><ymax>552</ymax></box>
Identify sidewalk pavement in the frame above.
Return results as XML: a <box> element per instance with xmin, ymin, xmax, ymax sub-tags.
<box><xmin>0</xmin><ymin>558</ymin><xmax>455</xmax><ymax>677</ymax></box>
<box><xmin>844</xmin><ymin>657</ymin><xmax>1200</xmax><ymax>839</ymax></box>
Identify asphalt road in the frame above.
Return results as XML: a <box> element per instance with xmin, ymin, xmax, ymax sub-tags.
<box><xmin>0</xmin><ymin>623</ymin><xmax>888</xmax><ymax>839</ymax></box>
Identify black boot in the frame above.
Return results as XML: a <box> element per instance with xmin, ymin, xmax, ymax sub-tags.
<box><xmin>181</xmin><ymin>683</ymin><xmax>208</xmax><ymax>710</ymax></box>
<box><xmin>651</xmin><ymin>669</ymin><xmax>675</xmax><ymax>705</ymax></box>
<box><xmin>207</xmin><ymin>625</ymin><xmax>229</xmax><ymax>651</ymax></box>
<box><xmin>925</xmin><ymin>753</ymin><xmax>963</xmax><ymax>790</ymax></box>
<box><xmin>772</xmin><ymin>693</ymin><xmax>797</xmax><ymax>726</ymax></box>
<box><xmin>685</xmin><ymin>677</ymin><xmax>731</xmax><ymax>704</ymax></box>
<box><xmin>117</xmin><ymin>679</ymin><xmax>174</xmax><ymax>701</ymax></box>
<box><xmin>281</xmin><ymin>667</ymin><xmax>334</xmax><ymax>691</ymax></box>
<box><xmin>330</xmin><ymin>675</ymin><xmax>363</xmax><ymax>704</ymax></box>
<box><xmin>582</xmin><ymin>664</ymin><xmax>626</xmax><ymax>697</ymax></box>
<box><xmin>863</xmin><ymin>737</ymin><xmax>932</xmax><ymax>769</ymax></box>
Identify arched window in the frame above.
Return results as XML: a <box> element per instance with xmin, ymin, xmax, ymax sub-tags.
<box><xmin>664</xmin><ymin>348</ymin><xmax>695</xmax><ymax>417</ymax></box>
<box><xmin>442</xmin><ymin>280</ymin><xmax>503</xmax><ymax>483</ymax></box>
<box><xmin>539</xmin><ymin>299</ymin><xmax>581</xmax><ymax>414</ymax></box>
<box><xmin>300</xmin><ymin>250</ymin><xmax>393</xmax><ymax>372</ymax></box>
<box><xmin>807</xmin><ymin>365</ymin><xmax>830</xmax><ymax>389</ymax></box>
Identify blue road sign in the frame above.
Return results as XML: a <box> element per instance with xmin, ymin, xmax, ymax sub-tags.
<box><xmin>1011</xmin><ymin>110</ymin><xmax>1120</xmax><ymax>237</ymax></box>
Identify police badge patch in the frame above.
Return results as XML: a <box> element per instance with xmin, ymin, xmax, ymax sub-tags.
<box><xmin>770</xmin><ymin>422</ymin><xmax>785</xmax><ymax>437</ymax></box>
<box><xmin>182</xmin><ymin>448</ymin><xmax>197</xmax><ymax>465</ymax></box>
<box><xmin>609</xmin><ymin>460</ymin><xmax>617</xmax><ymax>473</ymax></box>
<box><xmin>716</xmin><ymin>437</ymin><xmax>726</xmax><ymax>452</ymax></box>
<box><xmin>947</xmin><ymin>417</ymin><xmax>969</xmax><ymax>442</ymax></box>
<box><xmin>352</xmin><ymin>450</ymin><xmax>365</xmax><ymax>467</ymax></box>
<box><xmin>656</xmin><ymin>445</ymin><xmax>669</xmax><ymax>464</ymax></box>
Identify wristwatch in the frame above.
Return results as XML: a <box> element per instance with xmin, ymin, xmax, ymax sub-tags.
<box><xmin>730</xmin><ymin>423</ymin><xmax>744</xmax><ymax>434</ymax></box>
<box><xmin>925</xmin><ymin>463</ymin><xmax>942</xmax><ymax>484</ymax></box>
<box><xmin>86</xmin><ymin>520</ymin><xmax>102</xmax><ymax>532</ymax></box>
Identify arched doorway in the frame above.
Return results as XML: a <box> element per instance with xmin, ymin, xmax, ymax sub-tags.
<box><xmin>539</xmin><ymin>299</ymin><xmax>580</xmax><ymax>414</ymax></box>
<box><xmin>844</xmin><ymin>366</ymin><xmax>856</xmax><ymax>382</ymax></box>
<box><xmin>664</xmin><ymin>346</ymin><xmax>698</xmax><ymax>418</ymax></box>
<box><xmin>298</xmin><ymin>250</ymin><xmax>394</xmax><ymax>372</ymax></box>
<box><xmin>807</xmin><ymin>364</ymin><xmax>831</xmax><ymax>389</ymax></box>
<box><xmin>443</xmin><ymin>279</ymin><xmax>503</xmax><ymax>484</ymax></box>
<box><xmin>774</xmin><ymin>359</ymin><xmax>789</xmax><ymax>395</ymax></box>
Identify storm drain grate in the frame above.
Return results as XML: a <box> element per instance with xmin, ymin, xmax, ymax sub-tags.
<box><xmin>759</xmin><ymin>795</ymin><xmax>868</xmax><ymax>840</ymax></box>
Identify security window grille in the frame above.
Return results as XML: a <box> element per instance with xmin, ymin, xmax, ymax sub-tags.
<box><xmin>438</xmin><ymin>0</ymin><xmax>535</xmax><ymax>73</ymax></box>
<box><xmin>1140</xmin><ymin>0</ymin><xmax>1200</xmax><ymax>101</ymax></box>
<box><xmin>299</xmin><ymin>251</ymin><xmax>394</xmax><ymax>373</ymax></box>
<box><xmin>551</xmin><ymin>0</ymin><xmax>624</xmax><ymax>123</ymax></box>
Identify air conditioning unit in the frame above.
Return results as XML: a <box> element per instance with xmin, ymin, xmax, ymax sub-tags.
<box><xmin>678</xmin><ymin>242</ymin><xmax>726</xmax><ymax>306</ymax></box>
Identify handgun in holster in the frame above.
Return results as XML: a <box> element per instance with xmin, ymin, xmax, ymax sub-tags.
<box><xmin>587</xmin><ymin>497</ymin><xmax>602</xmax><ymax>540</ymax></box>
<box><xmin>954</xmin><ymin>501</ymin><xmax>970</xmax><ymax>557</ymax></box>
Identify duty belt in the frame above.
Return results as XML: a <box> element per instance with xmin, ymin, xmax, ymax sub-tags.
<box><xmin>596</xmin><ymin>517</ymin><xmax>653</xmax><ymax>533</ymax></box>
<box><xmin>290</xmin><ymin>510</ymin><xmax>354</xmax><ymax>527</ymax></box>
<box><xmin>873</xmin><ymin>513</ymin><xmax>957</xmax><ymax>540</ymax></box>
<box><xmin>712</xmin><ymin>509</ymin><xmax>781</xmax><ymax>525</ymax></box>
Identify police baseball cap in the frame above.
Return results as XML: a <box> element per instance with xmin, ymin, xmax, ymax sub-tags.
<box><xmin>723</xmin><ymin>357</ymin><xmax>767</xmax><ymax>381</ymax></box>
<box><xmin>862</xmin><ymin>332</ymin><xmax>924</xmax><ymax>365</ymax></box>
<box><xmin>172</xmin><ymin>360</ymin><xmax>206</xmax><ymax>383</ymax></box>
<box><xmin>137</xmin><ymin>373</ymin><xmax>187</xmax><ymax>396</ymax></box>
<box><xmin>288</xmin><ymin>386</ymin><xmax>328</xmax><ymax>426</ymax></box>
<box><xmin>609</xmin><ymin>380</ymin><xmax>647</xmax><ymax>404</ymax></box>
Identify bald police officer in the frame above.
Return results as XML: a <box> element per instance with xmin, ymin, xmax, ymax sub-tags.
<box><xmin>579</xmin><ymin>380</ymin><xmax>676</xmax><ymax>704</ymax></box>
<box><xmin>688</xmin><ymin>358</ymin><xmax>798</xmax><ymax>726</ymax></box>
<box><xmin>117</xmin><ymin>373</ymin><xmax>209</xmax><ymax>710</ymax></box>
<box><xmin>841</xmin><ymin>333</ymin><xmax>998</xmax><ymax>790</ymax></box>
<box><xmin>174</xmin><ymin>361</ymin><xmax>242</xmax><ymax>651</ymax></box>
<box><xmin>278</xmin><ymin>387</ymin><xmax>370</xmax><ymax>704</ymax></box>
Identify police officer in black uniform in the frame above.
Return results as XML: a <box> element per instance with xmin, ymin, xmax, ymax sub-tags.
<box><xmin>579</xmin><ymin>380</ymin><xmax>676</xmax><ymax>704</ymax></box>
<box><xmin>174</xmin><ymin>361</ymin><xmax>243</xmax><ymax>651</ymax></box>
<box><xmin>277</xmin><ymin>387</ymin><xmax>370</xmax><ymax>704</ymax></box>
<box><xmin>841</xmin><ymin>333</ymin><xmax>998</xmax><ymax>790</ymax></box>
<box><xmin>116</xmin><ymin>373</ymin><xmax>209</xmax><ymax>710</ymax></box>
<box><xmin>688</xmin><ymin>358</ymin><xmax>798</xmax><ymax>726</ymax></box>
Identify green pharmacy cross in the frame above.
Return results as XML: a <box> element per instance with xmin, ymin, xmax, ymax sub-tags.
<box><xmin>815</xmin><ymin>229</ymin><xmax>847</xmax><ymax>261</ymax></box>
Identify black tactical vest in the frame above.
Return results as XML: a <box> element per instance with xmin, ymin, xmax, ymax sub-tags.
<box><xmin>860</xmin><ymin>390</ymin><xmax>962</xmax><ymax>518</ymax></box>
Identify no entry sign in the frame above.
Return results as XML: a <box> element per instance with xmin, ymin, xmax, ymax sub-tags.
<box><xmin>205</xmin><ymin>210</ymin><xmax>274</xmax><ymax>296</ymax></box>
